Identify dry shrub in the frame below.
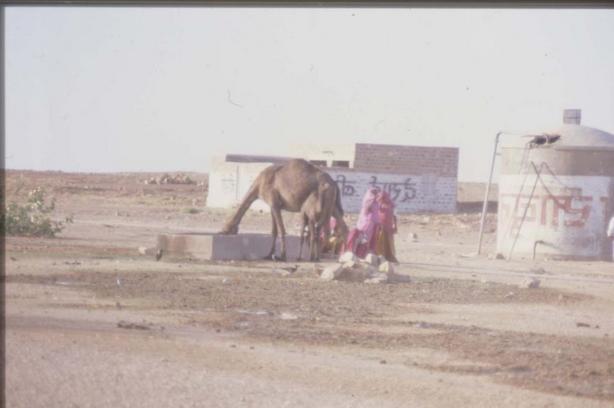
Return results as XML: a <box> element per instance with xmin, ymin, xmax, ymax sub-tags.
<box><xmin>2</xmin><ymin>187</ymin><xmax>72</xmax><ymax>237</ymax></box>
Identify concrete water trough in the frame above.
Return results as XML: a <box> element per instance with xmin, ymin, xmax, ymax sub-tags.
<box><xmin>156</xmin><ymin>232</ymin><xmax>302</xmax><ymax>261</ymax></box>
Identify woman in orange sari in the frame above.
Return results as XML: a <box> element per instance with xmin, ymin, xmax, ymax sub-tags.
<box><xmin>375</xmin><ymin>190</ymin><xmax>399</xmax><ymax>263</ymax></box>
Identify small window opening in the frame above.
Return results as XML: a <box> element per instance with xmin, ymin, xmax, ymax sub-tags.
<box><xmin>332</xmin><ymin>160</ymin><xmax>350</xmax><ymax>168</ymax></box>
<box><xmin>310</xmin><ymin>160</ymin><xmax>327</xmax><ymax>167</ymax></box>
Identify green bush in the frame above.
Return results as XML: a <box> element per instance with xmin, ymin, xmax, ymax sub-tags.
<box><xmin>2</xmin><ymin>187</ymin><xmax>72</xmax><ymax>237</ymax></box>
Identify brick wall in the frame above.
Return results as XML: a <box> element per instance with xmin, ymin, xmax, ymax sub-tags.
<box><xmin>354</xmin><ymin>143</ymin><xmax>459</xmax><ymax>177</ymax></box>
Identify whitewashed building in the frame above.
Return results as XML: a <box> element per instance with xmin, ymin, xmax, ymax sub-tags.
<box><xmin>207</xmin><ymin>143</ymin><xmax>459</xmax><ymax>214</ymax></box>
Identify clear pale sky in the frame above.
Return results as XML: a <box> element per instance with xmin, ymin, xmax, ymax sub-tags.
<box><xmin>6</xmin><ymin>7</ymin><xmax>614</xmax><ymax>182</ymax></box>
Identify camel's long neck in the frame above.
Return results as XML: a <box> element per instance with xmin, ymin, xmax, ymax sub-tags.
<box><xmin>221</xmin><ymin>185</ymin><xmax>259</xmax><ymax>233</ymax></box>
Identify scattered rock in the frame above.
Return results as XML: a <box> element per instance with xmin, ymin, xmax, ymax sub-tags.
<box><xmin>495</xmin><ymin>253</ymin><xmax>505</xmax><ymax>260</ymax></box>
<box><xmin>523</xmin><ymin>277</ymin><xmax>541</xmax><ymax>289</ymax></box>
<box><xmin>281</xmin><ymin>265</ymin><xmax>298</xmax><ymax>273</ymax></box>
<box><xmin>387</xmin><ymin>273</ymin><xmax>411</xmax><ymax>283</ymax></box>
<box><xmin>380</xmin><ymin>359</ymin><xmax>387</xmax><ymax>364</ymax></box>
<box><xmin>378</xmin><ymin>261</ymin><xmax>394</xmax><ymax>274</ymax></box>
<box><xmin>320</xmin><ymin>264</ymin><xmax>344</xmax><ymax>281</ymax></box>
<box><xmin>364</xmin><ymin>272</ymin><xmax>388</xmax><ymax>284</ymax></box>
<box><xmin>138</xmin><ymin>246</ymin><xmax>148</xmax><ymax>255</ymax></box>
<box><xmin>339</xmin><ymin>265</ymin><xmax>373</xmax><ymax>282</ymax></box>
<box><xmin>143</xmin><ymin>173</ymin><xmax>196</xmax><ymax>185</ymax></box>
<box><xmin>273</xmin><ymin>269</ymin><xmax>291</xmax><ymax>277</ymax></box>
<box><xmin>117</xmin><ymin>321</ymin><xmax>150</xmax><ymax>330</ymax></box>
<box><xmin>339</xmin><ymin>251</ymin><xmax>357</xmax><ymax>263</ymax></box>
<box><xmin>530</xmin><ymin>267</ymin><xmax>547</xmax><ymax>275</ymax></box>
<box><xmin>363</xmin><ymin>253</ymin><xmax>379</xmax><ymax>266</ymax></box>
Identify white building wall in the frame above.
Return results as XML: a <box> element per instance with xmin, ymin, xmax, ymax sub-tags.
<box><xmin>206</xmin><ymin>158</ymin><xmax>272</xmax><ymax>212</ymax></box>
<box><xmin>328</xmin><ymin>169</ymin><xmax>457</xmax><ymax>214</ymax></box>
<box><xmin>207</xmin><ymin>160</ymin><xmax>457</xmax><ymax>214</ymax></box>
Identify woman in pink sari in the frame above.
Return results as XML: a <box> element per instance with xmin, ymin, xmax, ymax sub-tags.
<box><xmin>345</xmin><ymin>188</ymin><xmax>380</xmax><ymax>258</ymax></box>
<box><xmin>375</xmin><ymin>190</ymin><xmax>399</xmax><ymax>263</ymax></box>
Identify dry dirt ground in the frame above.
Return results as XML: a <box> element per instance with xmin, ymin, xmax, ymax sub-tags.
<box><xmin>4</xmin><ymin>170</ymin><xmax>614</xmax><ymax>407</ymax></box>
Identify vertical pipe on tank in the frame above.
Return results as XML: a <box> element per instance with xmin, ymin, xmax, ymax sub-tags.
<box><xmin>477</xmin><ymin>132</ymin><xmax>502</xmax><ymax>255</ymax></box>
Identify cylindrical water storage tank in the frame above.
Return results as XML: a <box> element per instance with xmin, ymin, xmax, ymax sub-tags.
<box><xmin>497</xmin><ymin>124</ymin><xmax>614</xmax><ymax>261</ymax></box>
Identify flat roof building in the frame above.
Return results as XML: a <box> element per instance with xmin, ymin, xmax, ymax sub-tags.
<box><xmin>208</xmin><ymin>142</ymin><xmax>459</xmax><ymax>214</ymax></box>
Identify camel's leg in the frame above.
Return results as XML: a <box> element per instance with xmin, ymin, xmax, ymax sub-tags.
<box><xmin>313</xmin><ymin>223</ymin><xmax>322</xmax><ymax>262</ymax></box>
<box><xmin>309</xmin><ymin>220</ymin><xmax>320</xmax><ymax>262</ymax></box>
<box><xmin>297</xmin><ymin>215</ymin><xmax>307</xmax><ymax>261</ymax></box>
<box><xmin>308</xmin><ymin>220</ymin><xmax>314</xmax><ymax>261</ymax></box>
<box><xmin>270</xmin><ymin>206</ymin><xmax>287</xmax><ymax>262</ymax></box>
<box><xmin>264</xmin><ymin>213</ymin><xmax>278</xmax><ymax>260</ymax></box>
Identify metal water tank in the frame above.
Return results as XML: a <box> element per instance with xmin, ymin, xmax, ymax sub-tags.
<box><xmin>497</xmin><ymin>124</ymin><xmax>614</xmax><ymax>260</ymax></box>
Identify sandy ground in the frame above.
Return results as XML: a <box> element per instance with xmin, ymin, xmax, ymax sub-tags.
<box><xmin>4</xmin><ymin>170</ymin><xmax>614</xmax><ymax>407</ymax></box>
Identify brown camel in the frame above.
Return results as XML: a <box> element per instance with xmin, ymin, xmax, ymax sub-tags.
<box><xmin>219</xmin><ymin>159</ymin><xmax>344</xmax><ymax>261</ymax></box>
<box><xmin>297</xmin><ymin>181</ymin><xmax>348</xmax><ymax>262</ymax></box>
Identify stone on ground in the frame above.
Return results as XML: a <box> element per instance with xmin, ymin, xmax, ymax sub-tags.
<box><xmin>523</xmin><ymin>277</ymin><xmax>541</xmax><ymax>289</ymax></box>
<box><xmin>342</xmin><ymin>260</ymin><xmax>359</xmax><ymax>270</ymax></box>
<box><xmin>320</xmin><ymin>264</ymin><xmax>344</xmax><ymax>281</ymax></box>
<box><xmin>363</xmin><ymin>253</ymin><xmax>379</xmax><ymax>267</ymax></box>
<box><xmin>378</xmin><ymin>261</ymin><xmax>394</xmax><ymax>273</ymax></box>
<box><xmin>338</xmin><ymin>264</ymin><xmax>374</xmax><ymax>282</ymax></box>
<box><xmin>338</xmin><ymin>251</ymin><xmax>357</xmax><ymax>263</ymax></box>
<box><xmin>364</xmin><ymin>272</ymin><xmax>389</xmax><ymax>284</ymax></box>
<box><xmin>387</xmin><ymin>273</ymin><xmax>412</xmax><ymax>283</ymax></box>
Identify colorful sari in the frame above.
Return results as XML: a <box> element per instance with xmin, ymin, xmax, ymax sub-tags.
<box><xmin>345</xmin><ymin>188</ymin><xmax>380</xmax><ymax>258</ymax></box>
<box><xmin>375</xmin><ymin>191</ymin><xmax>398</xmax><ymax>263</ymax></box>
